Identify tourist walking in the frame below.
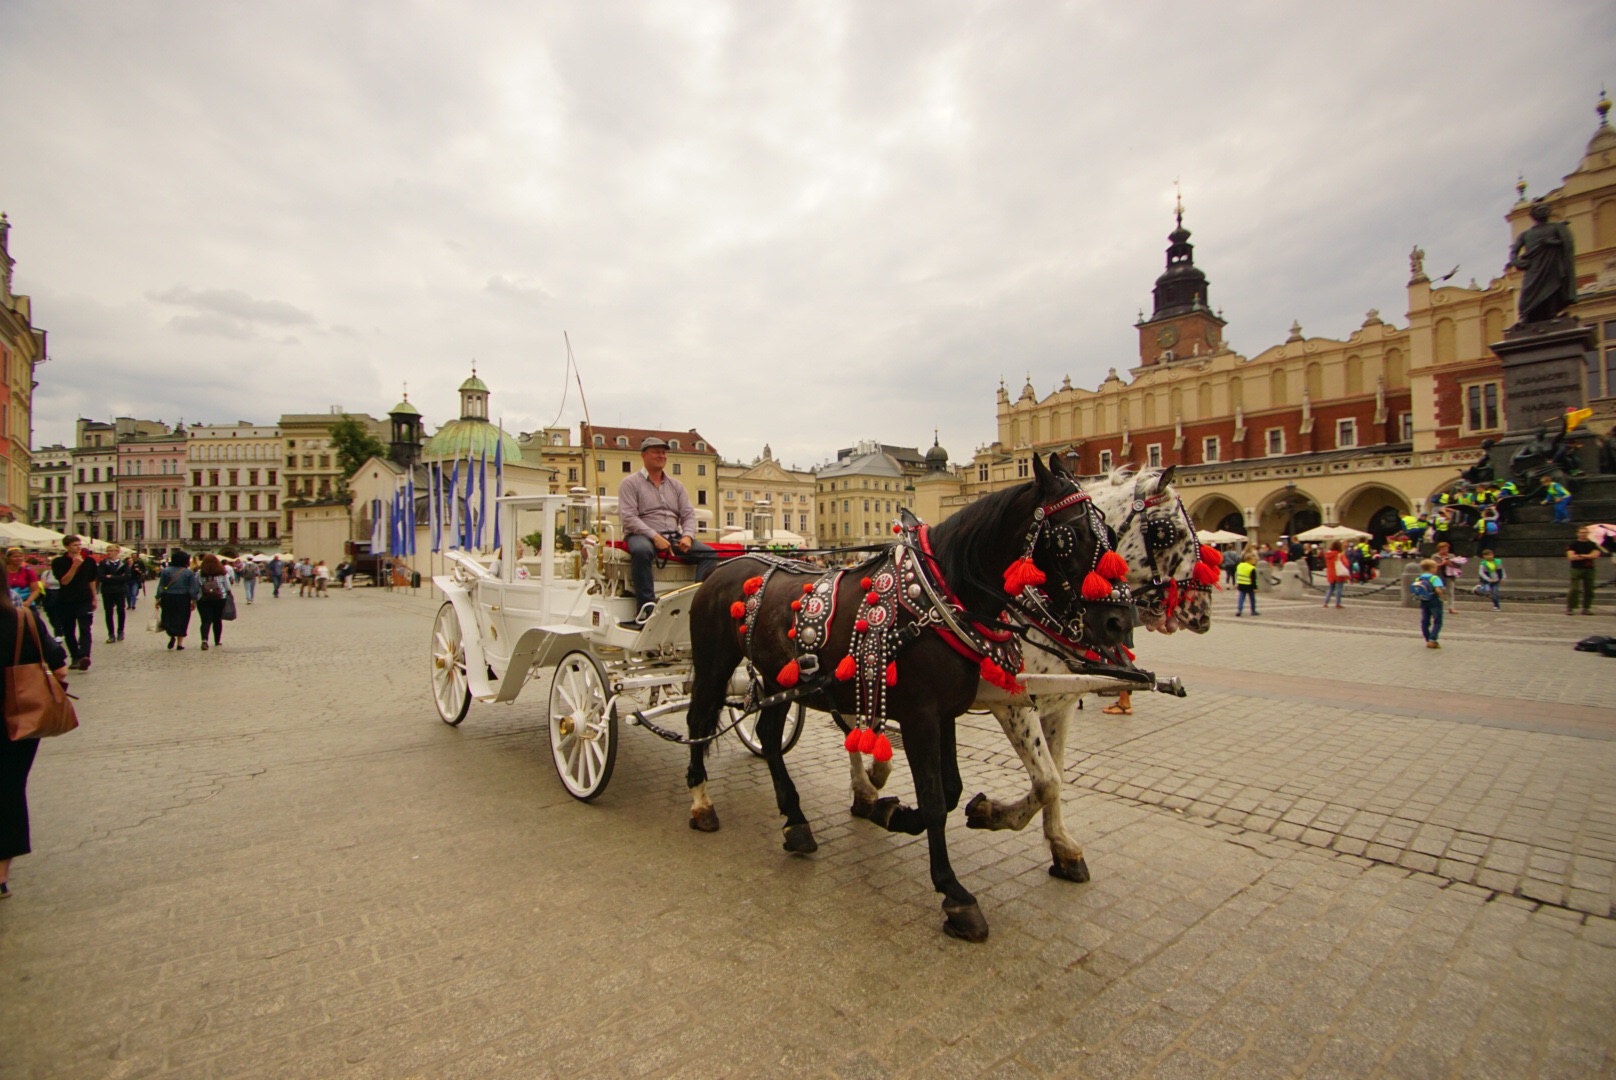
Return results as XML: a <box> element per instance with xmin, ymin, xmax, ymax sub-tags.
<box><xmin>314</xmin><ymin>560</ymin><xmax>331</xmax><ymax>596</ymax></box>
<box><xmin>1221</xmin><ymin>547</ymin><xmax>1239</xmax><ymax>586</ymax></box>
<box><xmin>1413</xmin><ymin>558</ymin><xmax>1445</xmax><ymax>648</ymax></box>
<box><xmin>6</xmin><ymin>548</ymin><xmax>41</xmax><ymax>612</ymax></box>
<box><xmin>238</xmin><ymin>558</ymin><xmax>259</xmax><ymax>603</ymax></box>
<box><xmin>50</xmin><ymin>536</ymin><xmax>99</xmax><ymax>671</ymax></box>
<box><xmin>1475</xmin><ymin>549</ymin><xmax>1505</xmax><ymax>610</ymax></box>
<box><xmin>0</xmin><ymin>587</ymin><xmax>71</xmax><ymax>900</ymax></box>
<box><xmin>1567</xmin><ymin>526</ymin><xmax>1599</xmax><ymax>615</ymax></box>
<box><xmin>196</xmin><ymin>555</ymin><xmax>231</xmax><ymax>650</ymax></box>
<box><xmin>269</xmin><ymin>555</ymin><xmax>284</xmax><ymax>599</ymax></box>
<box><xmin>157</xmin><ymin>550</ymin><xmax>200</xmax><ymax>650</ymax></box>
<box><xmin>1322</xmin><ymin>540</ymin><xmax>1349</xmax><ymax>608</ymax></box>
<box><xmin>1432</xmin><ymin>541</ymin><xmax>1467</xmax><ymax>612</ymax></box>
<box><xmin>126</xmin><ymin>560</ymin><xmax>145</xmax><ymax>610</ymax></box>
<box><xmin>1235</xmin><ymin>550</ymin><xmax>1260</xmax><ymax>617</ymax></box>
<box><xmin>98</xmin><ymin>544</ymin><xmax>131</xmax><ymax>644</ymax></box>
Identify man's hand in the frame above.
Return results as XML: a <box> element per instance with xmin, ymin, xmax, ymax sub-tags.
<box><xmin>676</xmin><ymin>536</ymin><xmax>693</xmax><ymax>554</ymax></box>
<box><xmin>652</xmin><ymin>534</ymin><xmax>673</xmax><ymax>553</ymax></box>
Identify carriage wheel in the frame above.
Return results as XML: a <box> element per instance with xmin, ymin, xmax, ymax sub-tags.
<box><xmin>548</xmin><ymin>651</ymin><xmax>617</xmax><ymax>801</ymax></box>
<box><xmin>733</xmin><ymin>701</ymin><xmax>806</xmax><ymax>757</ymax></box>
<box><xmin>430</xmin><ymin>602</ymin><xmax>471</xmax><ymax>726</ymax></box>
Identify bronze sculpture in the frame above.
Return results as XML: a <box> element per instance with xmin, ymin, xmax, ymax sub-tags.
<box><xmin>1509</xmin><ymin>201</ymin><xmax>1577</xmax><ymax>324</ymax></box>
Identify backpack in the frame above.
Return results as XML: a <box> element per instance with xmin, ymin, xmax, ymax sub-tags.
<box><xmin>1574</xmin><ymin>635</ymin><xmax>1611</xmax><ymax>653</ymax></box>
<box><xmin>201</xmin><ymin>575</ymin><xmax>227</xmax><ymax>600</ymax></box>
<box><xmin>1410</xmin><ymin>575</ymin><xmax>1437</xmax><ymax>602</ymax></box>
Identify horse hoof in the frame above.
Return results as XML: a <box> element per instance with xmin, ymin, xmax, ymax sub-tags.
<box><xmin>782</xmin><ymin>823</ymin><xmax>818</xmax><ymax>854</ymax></box>
<box><xmin>1049</xmin><ymin>856</ymin><xmax>1090</xmax><ymax>883</ymax></box>
<box><xmin>870</xmin><ymin>797</ymin><xmax>902</xmax><ymax>829</ymax></box>
<box><xmin>964</xmin><ymin>792</ymin><xmax>992</xmax><ymax>829</ymax></box>
<box><xmin>850</xmin><ymin>797</ymin><xmax>875</xmax><ymax>819</ymax></box>
<box><xmin>942</xmin><ymin>900</ymin><xmax>990</xmax><ymax>943</ymax></box>
<box><xmin>689</xmin><ymin>807</ymin><xmax>721</xmax><ymax>833</ymax></box>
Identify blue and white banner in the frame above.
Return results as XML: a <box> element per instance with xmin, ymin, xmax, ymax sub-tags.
<box><xmin>476</xmin><ymin>447</ymin><xmax>488</xmax><ymax>550</ymax></box>
<box><xmin>449</xmin><ymin>458</ymin><xmax>461</xmax><ymax>549</ymax></box>
<box><xmin>492</xmin><ymin>434</ymin><xmax>503</xmax><ymax>551</ymax></box>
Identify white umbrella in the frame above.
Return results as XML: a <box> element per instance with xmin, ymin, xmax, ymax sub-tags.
<box><xmin>1195</xmin><ymin>529</ymin><xmax>1246</xmax><ymax>545</ymax></box>
<box><xmin>0</xmin><ymin>522</ymin><xmax>65</xmax><ymax>547</ymax></box>
<box><xmin>1293</xmin><ymin>524</ymin><xmax>1371</xmax><ymax>543</ymax></box>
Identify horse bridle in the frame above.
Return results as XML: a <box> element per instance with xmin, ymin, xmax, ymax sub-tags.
<box><xmin>1117</xmin><ymin>483</ymin><xmax>1204</xmax><ymax>621</ymax></box>
<box><xmin>1012</xmin><ymin>483</ymin><xmax>1130</xmax><ymax>637</ymax></box>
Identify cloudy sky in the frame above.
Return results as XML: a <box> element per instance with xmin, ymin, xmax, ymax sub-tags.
<box><xmin>3</xmin><ymin>2</ymin><xmax>1612</xmax><ymax>469</ymax></box>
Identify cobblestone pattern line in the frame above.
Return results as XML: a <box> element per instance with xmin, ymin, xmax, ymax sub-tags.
<box><xmin>0</xmin><ymin>586</ymin><xmax>1609</xmax><ymax>1078</ymax></box>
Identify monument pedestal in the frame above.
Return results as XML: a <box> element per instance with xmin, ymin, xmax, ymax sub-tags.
<box><xmin>1490</xmin><ymin>317</ymin><xmax>1595</xmax><ymax>432</ymax></box>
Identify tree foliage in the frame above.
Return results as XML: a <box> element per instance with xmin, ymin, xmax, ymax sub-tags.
<box><xmin>330</xmin><ymin>415</ymin><xmax>388</xmax><ymax>479</ymax></box>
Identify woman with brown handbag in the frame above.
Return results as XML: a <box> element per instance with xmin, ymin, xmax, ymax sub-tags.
<box><xmin>0</xmin><ymin>584</ymin><xmax>70</xmax><ymax>899</ymax></box>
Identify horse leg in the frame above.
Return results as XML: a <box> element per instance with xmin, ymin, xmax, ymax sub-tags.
<box><xmin>883</xmin><ymin>711</ymin><xmax>987</xmax><ymax>942</ymax></box>
<box><xmin>1037</xmin><ymin>701</ymin><xmax>1089</xmax><ymax>882</ymax></box>
<box><xmin>965</xmin><ymin>703</ymin><xmax>1060</xmax><ymax>834</ymax></box>
<box><xmin>685</xmin><ymin>639</ymin><xmax>735</xmax><ymax>834</ymax></box>
<box><xmin>849</xmin><ymin>750</ymin><xmax>881</xmax><ymax>818</ymax></box>
<box><xmin>755</xmin><ymin>703</ymin><xmax>817</xmax><ymax>853</ymax></box>
<box><xmin>940</xmin><ymin>714</ymin><xmax>964</xmax><ymax>812</ymax></box>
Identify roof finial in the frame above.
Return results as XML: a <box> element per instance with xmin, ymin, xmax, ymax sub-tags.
<box><xmin>1174</xmin><ymin>178</ymin><xmax>1183</xmax><ymax>226</ymax></box>
<box><xmin>1598</xmin><ymin>86</ymin><xmax>1611</xmax><ymax>127</ymax></box>
<box><xmin>402</xmin><ymin>380</ymin><xmax>409</xmax><ymax>402</ymax></box>
<box><xmin>1515</xmin><ymin>174</ymin><xmax>1528</xmax><ymax>201</ymax></box>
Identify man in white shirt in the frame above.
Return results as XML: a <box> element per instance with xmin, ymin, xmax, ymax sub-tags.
<box><xmin>617</xmin><ymin>436</ymin><xmax>715</xmax><ymax>625</ymax></box>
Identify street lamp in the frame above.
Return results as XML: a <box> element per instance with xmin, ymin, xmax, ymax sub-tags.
<box><xmin>86</xmin><ymin>508</ymin><xmax>98</xmax><ymax>541</ymax></box>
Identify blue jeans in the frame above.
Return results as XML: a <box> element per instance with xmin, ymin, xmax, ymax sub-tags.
<box><xmin>1236</xmin><ymin>586</ymin><xmax>1257</xmax><ymax>615</ymax></box>
<box><xmin>627</xmin><ymin>533</ymin><xmax>717</xmax><ymax>611</ymax></box>
<box><xmin>1549</xmin><ymin>498</ymin><xmax>1571</xmax><ymax>524</ymax></box>
<box><xmin>1478</xmin><ymin>581</ymin><xmax>1500</xmax><ymax>609</ymax></box>
<box><xmin>1323</xmin><ymin>581</ymin><xmax>1345</xmax><ymax>606</ymax></box>
<box><xmin>243</xmin><ymin>577</ymin><xmax>256</xmax><ymax>601</ymax></box>
<box><xmin>1420</xmin><ymin>600</ymin><xmax>1444</xmax><ymax>641</ymax></box>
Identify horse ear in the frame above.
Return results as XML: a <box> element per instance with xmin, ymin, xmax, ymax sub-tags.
<box><xmin>1157</xmin><ymin>464</ymin><xmax>1176</xmax><ymax>490</ymax></box>
<box><xmin>1031</xmin><ymin>450</ymin><xmax>1053</xmax><ymax>491</ymax></box>
<box><xmin>1048</xmin><ymin>452</ymin><xmax>1073</xmax><ymax>479</ymax></box>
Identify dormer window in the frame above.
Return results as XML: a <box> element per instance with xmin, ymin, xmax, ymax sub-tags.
<box><xmin>616</xmin><ymin>436</ymin><xmax>628</xmax><ymax>448</ymax></box>
<box><xmin>668</xmin><ymin>439</ymin><xmax>680</xmax><ymax>450</ymax></box>
<box><xmin>696</xmin><ymin>441</ymin><xmax>706</xmax><ymax>451</ymax></box>
<box><xmin>593</xmin><ymin>435</ymin><xmax>604</xmax><ymax>447</ymax></box>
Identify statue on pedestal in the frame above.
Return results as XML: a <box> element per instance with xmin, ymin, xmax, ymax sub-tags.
<box><xmin>1509</xmin><ymin>201</ymin><xmax>1577</xmax><ymax>324</ymax></box>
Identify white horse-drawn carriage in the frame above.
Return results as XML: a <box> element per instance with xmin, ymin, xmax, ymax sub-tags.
<box><xmin>429</xmin><ymin>493</ymin><xmax>807</xmax><ymax>800</ymax></box>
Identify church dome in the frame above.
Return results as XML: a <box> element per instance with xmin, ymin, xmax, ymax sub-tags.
<box><xmin>389</xmin><ymin>397</ymin><xmax>420</xmax><ymax>417</ymax></box>
<box><xmin>423</xmin><ymin>418</ymin><xmax>521</xmax><ymax>461</ymax></box>
<box><xmin>459</xmin><ymin>373</ymin><xmax>490</xmax><ymax>393</ymax></box>
<box><xmin>925</xmin><ymin>435</ymin><xmax>949</xmax><ymax>471</ymax></box>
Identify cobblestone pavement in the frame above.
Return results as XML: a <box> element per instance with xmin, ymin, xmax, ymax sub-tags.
<box><xmin>0</xmin><ymin>586</ymin><xmax>1612</xmax><ymax>1078</ymax></box>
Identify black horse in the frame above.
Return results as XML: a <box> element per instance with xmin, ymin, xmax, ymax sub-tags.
<box><xmin>682</xmin><ymin>453</ymin><xmax>1131</xmax><ymax>941</ymax></box>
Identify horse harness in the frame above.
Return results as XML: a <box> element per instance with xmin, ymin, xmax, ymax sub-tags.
<box><xmin>727</xmin><ymin>487</ymin><xmax>1132</xmax><ymax>749</ymax></box>
<box><xmin>1114</xmin><ymin>487</ymin><xmax>1214</xmax><ymax>624</ymax></box>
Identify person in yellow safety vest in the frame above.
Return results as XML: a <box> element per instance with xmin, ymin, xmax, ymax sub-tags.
<box><xmin>1401</xmin><ymin>514</ymin><xmax>1427</xmax><ymax>545</ymax></box>
<box><xmin>1541</xmin><ymin>477</ymin><xmax>1572</xmax><ymax>524</ymax></box>
<box><xmin>1234</xmin><ymin>550</ymin><xmax>1260</xmax><ymax>617</ymax></box>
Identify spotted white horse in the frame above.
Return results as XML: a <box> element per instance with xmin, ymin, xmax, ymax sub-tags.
<box><xmin>848</xmin><ymin>459</ymin><xmax>1219</xmax><ymax>882</ymax></box>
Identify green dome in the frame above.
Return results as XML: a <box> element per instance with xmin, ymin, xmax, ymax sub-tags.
<box><xmin>459</xmin><ymin>374</ymin><xmax>490</xmax><ymax>393</ymax></box>
<box><xmin>390</xmin><ymin>398</ymin><xmax>421</xmax><ymax>417</ymax></box>
<box><xmin>423</xmin><ymin>418</ymin><xmax>521</xmax><ymax>461</ymax></box>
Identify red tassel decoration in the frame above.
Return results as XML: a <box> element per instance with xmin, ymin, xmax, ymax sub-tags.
<box><xmin>1097</xmin><ymin>550</ymin><xmax>1129</xmax><ymax>581</ymax></box>
<box><xmin>1200</xmin><ymin>544</ymin><xmax>1223</xmax><ymax>567</ymax></box>
<box><xmin>892</xmin><ymin>525</ymin><xmax>901</xmax><ymax>534</ymax></box>
<box><xmin>1192</xmin><ymin>561</ymin><xmax>1220</xmax><ymax>586</ymax></box>
<box><xmin>729</xmin><ymin>601</ymin><xmax>747</xmax><ymax>619</ymax></box>
<box><xmin>866</xmin><ymin>591</ymin><xmax>880</xmax><ymax>605</ymax></box>
<box><xmin>1121</xmin><ymin>645</ymin><xmax>1135</xmax><ymax>661</ymax></box>
<box><xmin>1081</xmin><ymin>571</ymin><xmax>1114</xmax><ymax>601</ymax></box>
<box><xmin>1001</xmin><ymin>556</ymin><xmax>1046</xmax><ymax>594</ymax></box>
<box><xmin>1083</xmin><ymin>649</ymin><xmax>1101</xmax><ymax>662</ymax></box>
<box><xmin>885</xmin><ymin>661</ymin><xmax>898</xmax><ymax>687</ymax></box>
<box><xmin>1163</xmin><ymin>578</ymin><xmax>1180</xmax><ymax>618</ymax></box>
<box><xmin>790</xmin><ymin>599</ymin><xmax>802</xmax><ymax>611</ymax></box>
<box><xmin>743</xmin><ymin>576</ymin><xmax>764</xmax><ymax>595</ymax></box>
<box><xmin>860</xmin><ymin>577</ymin><xmax>872</xmax><ymax>589</ymax></box>
<box><xmin>872</xmin><ymin>734</ymin><xmax>893</xmax><ymax>762</ymax></box>
<box><xmin>802</xmin><ymin>583</ymin><xmax>814</xmax><ymax>594</ymax></box>
<box><xmin>843</xmin><ymin>729</ymin><xmax>861</xmax><ymax>752</ymax></box>
<box><xmin>857</xmin><ymin>727</ymin><xmax>878</xmax><ymax>754</ymax></box>
<box><xmin>855</xmin><ymin>618</ymin><xmax>869</xmax><ymax>633</ymax></box>
<box><xmin>777</xmin><ymin>660</ymin><xmax>800</xmax><ymax>687</ymax></box>
<box><xmin>787</xmin><ymin>628</ymin><xmax>797</xmax><ymax>639</ymax></box>
<box><xmin>835</xmin><ymin>655</ymin><xmax>857</xmax><ymax>680</ymax></box>
<box><xmin>980</xmin><ymin>658</ymin><xmax>1024</xmax><ymax>694</ymax></box>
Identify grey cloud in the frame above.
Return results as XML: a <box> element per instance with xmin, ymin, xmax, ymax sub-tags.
<box><xmin>5</xmin><ymin>0</ymin><xmax>1614</xmax><ymax>466</ymax></box>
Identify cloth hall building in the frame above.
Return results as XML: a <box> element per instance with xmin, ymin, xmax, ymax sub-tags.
<box><xmin>919</xmin><ymin>96</ymin><xmax>1616</xmax><ymax>544</ymax></box>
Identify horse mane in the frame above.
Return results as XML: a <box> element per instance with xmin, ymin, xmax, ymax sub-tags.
<box><xmin>1105</xmin><ymin>465</ymin><xmax>1137</xmax><ymax>487</ymax></box>
<box><xmin>926</xmin><ymin>481</ymin><xmax>1039</xmax><ymax>608</ymax></box>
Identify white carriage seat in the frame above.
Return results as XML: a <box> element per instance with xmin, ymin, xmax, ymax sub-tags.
<box><xmin>599</xmin><ymin>541</ymin><xmax>701</xmax><ymax>596</ymax></box>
